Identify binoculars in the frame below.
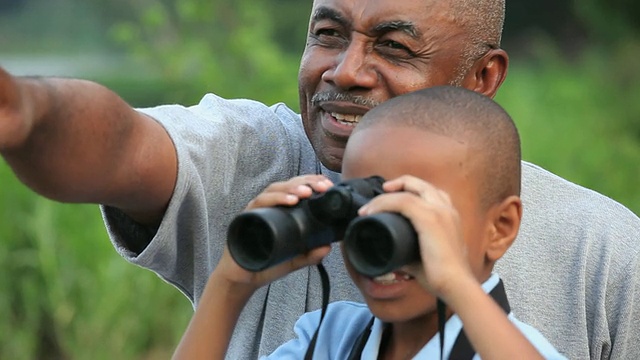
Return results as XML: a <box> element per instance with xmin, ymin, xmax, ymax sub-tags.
<box><xmin>227</xmin><ymin>176</ymin><xmax>420</xmax><ymax>277</ymax></box>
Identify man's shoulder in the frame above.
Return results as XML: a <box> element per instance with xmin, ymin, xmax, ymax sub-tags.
<box><xmin>268</xmin><ymin>101</ymin><xmax>302</xmax><ymax>120</ymax></box>
<box><xmin>135</xmin><ymin>95</ymin><xmax>310</xmax><ymax>160</ymax></box>
<box><xmin>521</xmin><ymin>160</ymin><xmax>638</xmax><ymax>223</ymax></box>
<box><xmin>519</xmin><ymin>160</ymin><xmax>640</xmax><ymax>257</ymax></box>
<box><xmin>136</xmin><ymin>94</ymin><xmax>302</xmax><ymax>128</ymax></box>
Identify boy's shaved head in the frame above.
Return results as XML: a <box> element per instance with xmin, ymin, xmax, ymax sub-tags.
<box><xmin>356</xmin><ymin>85</ymin><xmax>521</xmax><ymax>208</ymax></box>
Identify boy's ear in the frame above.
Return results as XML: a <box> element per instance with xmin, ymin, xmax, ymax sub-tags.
<box><xmin>462</xmin><ymin>48</ymin><xmax>509</xmax><ymax>99</ymax></box>
<box><xmin>485</xmin><ymin>195</ymin><xmax>522</xmax><ymax>263</ymax></box>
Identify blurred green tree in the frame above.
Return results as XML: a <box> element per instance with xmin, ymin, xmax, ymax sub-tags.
<box><xmin>1</xmin><ymin>1</ymin><xmax>639</xmax><ymax>359</ymax></box>
<box><xmin>104</xmin><ymin>0</ymin><xmax>305</xmax><ymax>107</ymax></box>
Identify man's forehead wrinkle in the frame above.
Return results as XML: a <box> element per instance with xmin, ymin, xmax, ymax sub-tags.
<box><xmin>372</xmin><ymin>20</ymin><xmax>421</xmax><ymax>39</ymax></box>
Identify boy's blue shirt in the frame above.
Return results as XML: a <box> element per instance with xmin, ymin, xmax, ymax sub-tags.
<box><xmin>262</xmin><ymin>273</ymin><xmax>567</xmax><ymax>359</ymax></box>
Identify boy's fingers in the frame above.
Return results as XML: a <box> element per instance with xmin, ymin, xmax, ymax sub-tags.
<box><xmin>360</xmin><ymin>191</ymin><xmax>426</xmax><ymax>216</ymax></box>
<box><xmin>303</xmin><ymin>245</ymin><xmax>332</xmax><ymax>264</ymax></box>
<box><xmin>258</xmin><ymin>246</ymin><xmax>332</xmax><ymax>284</ymax></box>
<box><xmin>246</xmin><ymin>175</ymin><xmax>334</xmax><ymax>210</ymax></box>
<box><xmin>383</xmin><ymin>175</ymin><xmax>451</xmax><ymax>205</ymax></box>
<box><xmin>246</xmin><ymin>192</ymin><xmax>299</xmax><ymax>210</ymax></box>
<box><xmin>288</xmin><ymin>246</ymin><xmax>331</xmax><ymax>269</ymax></box>
<box><xmin>261</xmin><ymin>175</ymin><xmax>333</xmax><ymax>198</ymax></box>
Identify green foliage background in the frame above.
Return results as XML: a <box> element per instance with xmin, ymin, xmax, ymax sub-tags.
<box><xmin>0</xmin><ymin>0</ymin><xmax>638</xmax><ymax>359</ymax></box>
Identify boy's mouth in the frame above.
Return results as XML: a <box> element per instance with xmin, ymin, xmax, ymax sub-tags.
<box><xmin>372</xmin><ymin>271</ymin><xmax>414</xmax><ymax>285</ymax></box>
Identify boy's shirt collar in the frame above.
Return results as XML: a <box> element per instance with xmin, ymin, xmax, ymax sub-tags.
<box><xmin>360</xmin><ymin>273</ymin><xmax>501</xmax><ymax>359</ymax></box>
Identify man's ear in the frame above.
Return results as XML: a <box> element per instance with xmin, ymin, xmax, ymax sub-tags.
<box><xmin>486</xmin><ymin>195</ymin><xmax>522</xmax><ymax>262</ymax></box>
<box><xmin>462</xmin><ymin>48</ymin><xmax>509</xmax><ymax>99</ymax></box>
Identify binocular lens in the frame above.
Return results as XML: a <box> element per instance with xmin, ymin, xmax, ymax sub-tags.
<box><xmin>228</xmin><ymin>208</ymin><xmax>303</xmax><ymax>271</ymax></box>
<box><xmin>344</xmin><ymin>213</ymin><xmax>419</xmax><ymax>277</ymax></box>
<box><xmin>348</xmin><ymin>221</ymin><xmax>394</xmax><ymax>270</ymax></box>
<box><xmin>229</xmin><ymin>216</ymin><xmax>275</xmax><ymax>267</ymax></box>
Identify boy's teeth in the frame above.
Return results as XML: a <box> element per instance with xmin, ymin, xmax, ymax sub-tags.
<box><xmin>374</xmin><ymin>273</ymin><xmax>396</xmax><ymax>282</ymax></box>
<box><xmin>331</xmin><ymin>112</ymin><xmax>362</xmax><ymax>125</ymax></box>
<box><xmin>372</xmin><ymin>272</ymin><xmax>413</xmax><ymax>284</ymax></box>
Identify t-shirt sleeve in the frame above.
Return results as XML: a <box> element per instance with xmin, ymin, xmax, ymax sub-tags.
<box><xmin>101</xmin><ymin>94</ymin><xmax>313</xmax><ymax>304</ymax></box>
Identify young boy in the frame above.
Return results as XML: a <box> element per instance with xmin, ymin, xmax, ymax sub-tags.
<box><xmin>173</xmin><ymin>86</ymin><xmax>566</xmax><ymax>359</ymax></box>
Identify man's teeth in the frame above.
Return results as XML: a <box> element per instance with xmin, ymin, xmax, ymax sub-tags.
<box><xmin>372</xmin><ymin>272</ymin><xmax>412</xmax><ymax>284</ymax></box>
<box><xmin>331</xmin><ymin>112</ymin><xmax>362</xmax><ymax>126</ymax></box>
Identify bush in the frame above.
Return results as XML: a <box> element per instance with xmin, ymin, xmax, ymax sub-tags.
<box><xmin>496</xmin><ymin>40</ymin><xmax>640</xmax><ymax>216</ymax></box>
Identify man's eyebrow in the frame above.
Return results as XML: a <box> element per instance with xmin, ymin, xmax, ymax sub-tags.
<box><xmin>311</xmin><ymin>8</ymin><xmax>420</xmax><ymax>39</ymax></box>
<box><xmin>372</xmin><ymin>21</ymin><xmax>421</xmax><ymax>39</ymax></box>
<box><xmin>311</xmin><ymin>6</ymin><xmax>348</xmax><ymax>27</ymax></box>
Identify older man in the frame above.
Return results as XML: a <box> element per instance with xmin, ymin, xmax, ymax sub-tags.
<box><xmin>0</xmin><ymin>0</ymin><xmax>638</xmax><ymax>359</ymax></box>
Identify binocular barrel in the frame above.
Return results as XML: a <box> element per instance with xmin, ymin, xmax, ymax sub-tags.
<box><xmin>227</xmin><ymin>204</ymin><xmax>335</xmax><ymax>272</ymax></box>
<box><xmin>227</xmin><ymin>176</ymin><xmax>419</xmax><ymax>276</ymax></box>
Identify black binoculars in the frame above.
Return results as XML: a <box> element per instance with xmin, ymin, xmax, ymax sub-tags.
<box><xmin>227</xmin><ymin>176</ymin><xmax>420</xmax><ymax>277</ymax></box>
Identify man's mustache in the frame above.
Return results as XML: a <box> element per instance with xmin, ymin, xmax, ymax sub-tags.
<box><xmin>311</xmin><ymin>91</ymin><xmax>380</xmax><ymax>108</ymax></box>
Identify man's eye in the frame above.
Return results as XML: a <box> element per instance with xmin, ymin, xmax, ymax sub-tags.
<box><xmin>381</xmin><ymin>40</ymin><xmax>409</xmax><ymax>51</ymax></box>
<box><xmin>315</xmin><ymin>28</ymin><xmax>340</xmax><ymax>37</ymax></box>
<box><xmin>309</xmin><ymin>28</ymin><xmax>346</xmax><ymax>48</ymax></box>
<box><xmin>377</xmin><ymin>40</ymin><xmax>416</xmax><ymax>58</ymax></box>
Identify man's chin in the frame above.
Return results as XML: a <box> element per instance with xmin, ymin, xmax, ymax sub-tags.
<box><xmin>318</xmin><ymin>149</ymin><xmax>344</xmax><ymax>173</ymax></box>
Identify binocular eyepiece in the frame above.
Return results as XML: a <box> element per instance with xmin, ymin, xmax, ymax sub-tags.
<box><xmin>227</xmin><ymin>176</ymin><xmax>420</xmax><ymax>277</ymax></box>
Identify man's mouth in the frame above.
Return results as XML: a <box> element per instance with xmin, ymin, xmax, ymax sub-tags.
<box><xmin>331</xmin><ymin>112</ymin><xmax>363</xmax><ymax>127</ymax></box>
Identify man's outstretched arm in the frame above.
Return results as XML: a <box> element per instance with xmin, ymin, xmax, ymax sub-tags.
<box><xmin>0</xmin><ymin>66</ymin><xmax>177</xmax><ymax>226</ymax></box>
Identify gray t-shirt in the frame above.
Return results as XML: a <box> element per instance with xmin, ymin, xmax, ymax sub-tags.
<box><xmin>102</xmin><ymin>94</ymin><xmax>640</xmax><ymax>360</ymax></box>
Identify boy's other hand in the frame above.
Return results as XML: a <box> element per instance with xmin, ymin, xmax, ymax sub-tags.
<box><xmin>214</xmin><ymin>245</ymin><xmax>331</xmax><ymax>294</ymax></box>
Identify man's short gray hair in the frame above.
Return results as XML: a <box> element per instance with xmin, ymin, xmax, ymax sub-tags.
<box><xmin>449</xmin><ymin>0</ymin><xmax>506</xmax><ymax>85</ymax></box>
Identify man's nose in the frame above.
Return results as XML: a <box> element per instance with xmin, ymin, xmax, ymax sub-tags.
<box><xmin>321</xmin><ymin>40</ymin><xmax>378</xmax><ymax>90</ymax></box>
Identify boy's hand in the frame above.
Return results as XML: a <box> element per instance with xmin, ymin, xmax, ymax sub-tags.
<box><xmin>244</xmin><ymin>174</ymin><xmax>333</xmax><ymax>211</ymax></box>
<box><xmin>214</xmin><ymin>175</ymin><xmax>334</xmax><ymax>291</ymax></box>
<box><xmin>357</xmin><ymin>175</ymin><xmax>475</xmax><ymax>299</ymax></box>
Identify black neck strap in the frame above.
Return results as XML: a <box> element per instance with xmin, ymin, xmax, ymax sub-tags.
<box><xmin>304</xmin><ymin>263</ymin><xmax>330</xmax><ymax>360</ymax></box>
<box><xmin>447</xmin><ymin>279</ymin><xmax>510</xmax><ymax>360</ymax></box>
<box><xmin>437</xmin><ymin>298</ymin><xmax>447</xmax><ymax>360</ymax></box>
<box><xmin>347</xmin><ymin>279</ymin><xmax>511</xmax><ymax>360</ymax></box>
